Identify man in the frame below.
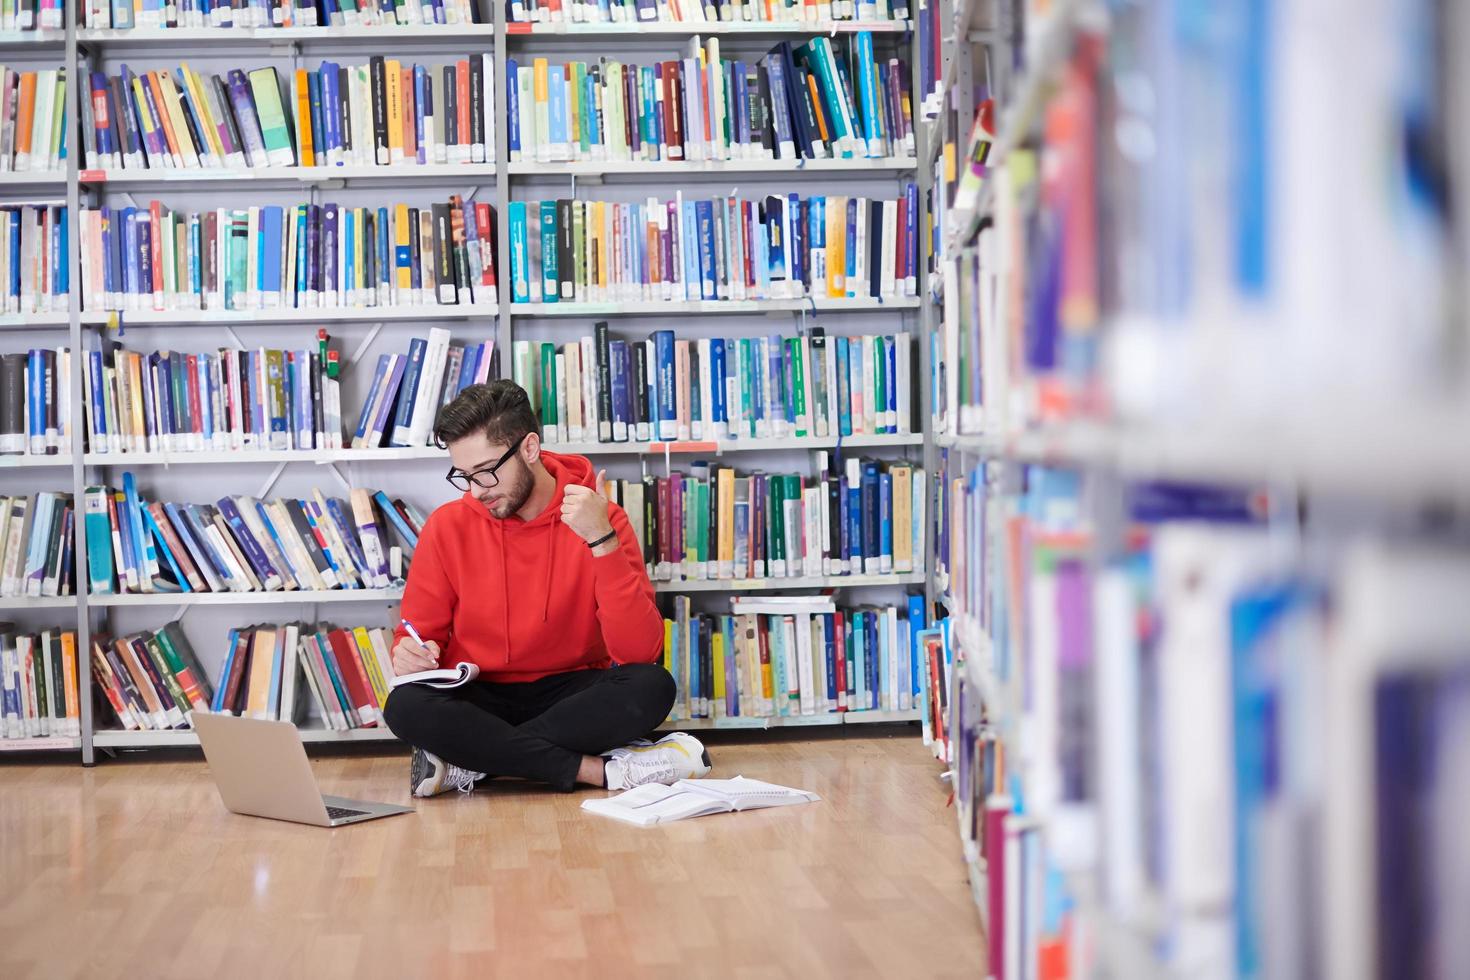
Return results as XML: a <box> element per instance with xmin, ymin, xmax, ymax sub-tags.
<box><xmin>383</xmin><ymin>380</ymin><xmax>709</xmax><ymax>798</ymax></box>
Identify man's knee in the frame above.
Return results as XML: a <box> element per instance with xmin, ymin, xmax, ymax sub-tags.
<box><xmin>382</xmin><ymin>684</ymin><xmax>431</xmax><ymax>738</ymax></box>
<box><xmin>619</xmin><ymin>662</ymin><xmax>677</xmax><ymax>716</ymax></box>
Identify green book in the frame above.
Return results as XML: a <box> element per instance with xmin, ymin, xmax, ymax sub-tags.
<box><xmin>574</xmin><ymin>62</ymin><xmax>591</xmax><ymax>158</ymax></box>
<box><xmin>873</xmin><ymin>335</ymin><xmax>888</xmax><ymax>433</ymax></box>
<box><xmin>572</xmin><ymin>201</ymin><xmax>586</xmax><ymax>301</ymax></box>
<box><xmin>768</xmin><ymin>475</ymin><xmax>784</xmax><ymax>574</ymax></box>
<box><xmin>227</xmin><ymin>211</ymin><xmax>248</xmax><ymax>310</ymax></box>
<box><xmin>143</xmin><ymin>632</ymin><xmax>191</xmax><ymax>717</ymax></box>
<box><xmin>788</xmin><ymin>338</ymin><xmax>807</xmax><ymax>437</ymax></box>
<box><xmin>739</xmin><ymin>338</ymin><xmax>754</xmax><ymax>437</ymax></box>
<box><xmin>539</xmin><ymin>343</ymin><xmax>557</xmax><ymax>430</ymax></box>
<box><xmin>695</xmin><ymin>479</ymin><xmax>709</xmax><ymax>578</ymax></box>
<box><xmin>247</xmin><ymin>67</ymin><xmax>295</xmax><ymax>166</ymax></box>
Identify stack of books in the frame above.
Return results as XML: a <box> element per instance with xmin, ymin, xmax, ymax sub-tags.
<box><xmin>662</xmin><ymin>593</ymin><xmax>924</xmax><ymax>721</ymax></box>
<box><xmin>80</xmin><ymin>56</ymin><xmax>495</xmax><ymax>173</ymax></box>
<box><xmin>605</xmin><ymin>456</ymin><xmax>924</xmax><ymax>583</ymax></box>
<box><xmin>84</xmin><ymin>475</ymin><xmax>423</xmax><ymax>595</ymax></box>
<box><xmin>0</xmin><ymin>492</ymin><xmax>75</xmax><ymax>598</ymax></box>
<box><xmin>288</xmin><ymin>623</ymin><xmax>396</xmax><ymax>729</ymax></box>
<box><xmin>350</xmin><ymin>329</ymin><xmax>497</xmax><ymax>448</ymax></box>
<box><xmin>513</xmin><ymin>324</ymin><xmax>911</xmax><ymax>446</ymax></box>
<box><xmin>507</xmin><ymin>0</ymin><xmax>908</xmax><ymax>25</ymax></box>
<box><xmin>0</xmin><ymin>349</ymin><xmax>72</xmax><ymax>456</ymax></box>
<box><xmin>507</xmin><ymin>34</ymin><xmax>913</xmax><ymax>164</ymax></box>
<box><xmin>2</xmin><ymin>627</ymin><xmax>80</xmax><ymax>741</ymax></box>
<box><xmin>88</xmin><ymin>622</ymin><xmax>210</xmax><ymax>731</ymax></box>
<box><xmin>79</xmin><ymin>197</ymin><xmax>498</xmax><ymax>313</ymax></box>
<box><xmin>508</xmin><ymin>186</ymin><xmax>919</xmax><ymax>304</ymax></box>
<box><xmin>81</xmin><ymin>0</ymin><xmax>485</xmax><ymax>29</ymax></box>
<box><xmin>4</xmin><ymin>0</ymin><xmax>65</xmax><ymax>30</ymax></box>
<box><xmin>1</xmin><ymin>205</ymin><xmax>69</xmax><ymax>316</ymax></box>
<box><xmin>1</xmin><ymin>66</ymin><xmax>67</xmax><ymax>174</ymax></box>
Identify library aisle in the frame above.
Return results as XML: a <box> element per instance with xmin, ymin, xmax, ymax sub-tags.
<box><xmin>0</xmin><ymin>735</ymin><xmax>983</xmax><ymax>979</ymax></box>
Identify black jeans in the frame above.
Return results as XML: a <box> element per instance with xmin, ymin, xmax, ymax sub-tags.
<box><xmin>382</xmin><ymin>663</ymin><xmax>677</xmax><ymax>792</ymax></box>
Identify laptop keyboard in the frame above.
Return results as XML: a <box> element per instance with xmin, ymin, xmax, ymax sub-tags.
<box><xmin>326</xmin><ymin>805</ymin><xmax>369</xmax><ymax>821</ymax></box>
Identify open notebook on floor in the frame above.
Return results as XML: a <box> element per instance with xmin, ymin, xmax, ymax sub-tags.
<box><xmin>581</xmin><ymin>777</ymin><xmax>820</xmax><ymax>827</ymax></box>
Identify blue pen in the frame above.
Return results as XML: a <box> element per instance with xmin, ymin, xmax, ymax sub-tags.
<box><xmin>401</xmin><ymin>619</ymin><xmax>437</xmax><ymax>664</ymax></box>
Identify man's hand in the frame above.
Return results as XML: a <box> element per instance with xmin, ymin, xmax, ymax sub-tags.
<box><xmin>561</xmin><ymin>468</ymin><xmax>615</xmax><ymax>547</ymax></box>
<box><xmin>392</xmin><ymin>634</ymin><xmax>441</xmax><ymax>676</ymax></box>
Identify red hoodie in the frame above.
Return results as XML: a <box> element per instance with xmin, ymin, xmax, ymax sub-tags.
<box><xmin>392</xmin><ymin>451</ymin><xmax>663</xmax><ymax>683</ymax></box>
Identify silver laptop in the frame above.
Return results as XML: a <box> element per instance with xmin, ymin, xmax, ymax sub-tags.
<box><xmin>194</xmin><ymin>712</ymin><xmax>413</xmax><ymax>827</ymax></box>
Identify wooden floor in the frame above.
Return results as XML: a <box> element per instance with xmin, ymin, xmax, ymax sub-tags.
<box><xmin>0</xmin><ymin>731</ymin><xmax>983</xmax><ymax>979</ymax></box>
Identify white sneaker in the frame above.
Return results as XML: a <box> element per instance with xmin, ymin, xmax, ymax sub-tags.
<box><xmin>410</xmin><ymin>746</ymin><xmax>485</xmax><ymax>798</ymax></box>
<box><xmin>604</xmin><ymin>732</ymin><xmax>712</xmax><ymax>791</ymax></box>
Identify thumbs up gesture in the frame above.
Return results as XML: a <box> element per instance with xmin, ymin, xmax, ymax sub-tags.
<box><xmin>561</xmin><ymin>469</ymin><xmax>615</xmax><ymax>547</ymax></box>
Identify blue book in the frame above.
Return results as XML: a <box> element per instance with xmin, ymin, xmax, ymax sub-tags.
<box><xmin>122</xmin><ymin>471</ymin><xmax>157</xmax><ymax>581</ymax></box>
<box><xmin>767</xmin><ymin>335</ymin><xmax>788</xmax><ymax>428</ymax></box>
<box><xmin>388</xmin><ymin>338</ymin><xmax>427</xmax><ymax>446</ymax></box>
<box><xmin>879</xmin><ymin>471</ymin><xmax>893</xmax><ymax>569</ymax></box>
<box><xmin>260</xmin><ymin>206</ymin><xmax>283</xmax><ymax>300</ymax></box>
<box><xmin>324</xmin><ymin>497</ymin><xmax>369</xmax><ymax>580</ymax></box>
<box><xmin>83</xmin><ymin>488</ymin><xmax>114</xmax><ymax>594</ymax></box>
<box><xmin>509</xmin><ymin>201</ymin><xmax>529</xmax><ymax>303</ymax></box>
<box><xmin>652</xmin><ymin>329</ymin><xmax>676</xmax><ymax>441</ymax></box>
<box><xmin>313</xmin><ymin>632</ymin><xmax>354</xmax><ymax>725</ymax></box>
<box><xmin>367</xmin><ymin>355</ymin><xmax>406</xmax><ymax>446</ymax></box>
<box><xmin>748</xmin><ymin>338</ymin><xmax>764</xmax><ymax>433</ymax></box>
<box><xmin>455</xmin><ymin>342</ymin><xmax>479</xmax><ymax>396</ymax></box>
<box><xmin>764</xmin><ymin>195</ymin><xmax>786</xmax><ymax>291</ymax></box>
<box><xmin>763</xmin><ymin>51</ymin><xmax>796</xmax><ymax>159</ymax></box>
<box><xmin>412</xmin><ymin>66</ymin><xmax>428</xmax><ymax>165</ymax></box>
<box><xmin>351</xmin><ymin>354</ymin><xmax>389</xmax><ymax>445</ymax></box>
<box><xmin>835</xmin><ymin>336</ymin><xmax>852</xmax><ymax>436</ymax></box>
<box><xmin>906</xmin><ymin>593</ymin><xmax>926</xmax><ymax>699</ymax></box>
<box><xmin>321</xmin><ymin>63</ymin><xmax>340</xmax><ymax>163</ymax></box>
<box><xmin>374</xmin><ymin>206</ymin><xmax>390</xmax><ymax>299</ymax></box>
<box><xmin>373</xmin><ymin>491</ymin><xmax>418</xmax><ymax>552</ymax></box>
<box><xmin>540</xmin><ymin>202</ymin><xmax>558</xmax><ymax>303</ymax></box>
<box><xmin>823</xmin><ymin>614</ymin><xmax>836</xmax><ymax>708</ymax></box>
<box><xmin>213</xmin><ymin>630</ymin><xmax>242</xmax><ymax>712</ymax></box>
<box><xmin>548</xmin><ymin>65</ymin><xmax>569</xmax><ymax>156</ymax></box>
<box><xmin>710</xmin><ymin>338</ymin><xmax>726</xmax><ymax>430</ymax></box>
<box><xmin>854</xmin><ymin>32</ymin><xmax>880</xmax><ymax>155</ymax></box>
<box><xmin>723</xmin><ymin>617</ymin><xmax>739</xmax><ymax>716</ymax></box>
<box><xmin>790</xmin><ymin>195</ymin><xmax>806</xmax><ymax>290</ymax></box>
<box><xmin>121</xmin><ymin>208</ymin><xmax>140</xmax><ymax>306</ymax></box>
<box><xmin>694</xmin><ymin>200</ymin><xmax>716</xmax><ymax>300</ymax></box>
<box><xmin>844</xmin><ymin>197</ymin><xmax>859</xmax><ymax>295</ymax></box>
<box><xmin>904</xmin><ymin>182</ymin><xmax>918</xmax><ymax>292</ymax></box>
<box><xmin>54</xmin><ymin>206</ymin><xmax>67</xmax><ymax>297</ymax></box>
<box><xmin>266</xmin><ymin>629</ymin><xmax>284</xmax><ymax>719</ymax></box>
<box><xmin>306</xmin><ymin>70</ymin><xmax>325</xmax><ymax>166</ymax></box>
<box><xmin>217</xmin><ymin>496</ymin><xmax>279</xmax><ymax>588</ymax></box>
<box><xmin>846</xmin><ymin>477</ymin><xmax>861</xmax><ymax>571</ymax></box>
<box><xmin>609</xmin><ymin>340</ymin><xmax>630</xmax><ymax>441</ymax></box>
<box><xmin>860</xmin><ymin>462</ymin><xmax>879</xmax><ymax>574</ymax></box>
<box><xmin>688</xmin><ymin>614</ymin><xmax>701</xmax><ymax>715</ymax></box>
<box><xmin>505</xmin><ymin>59</ymin><xmax>520</xmax><ymax>159</ymax></box>
<box><xmin>886</xmin><ymin>335</ymin><xmax>898</xmax><ymax>432</ymax></box>
<box><xmin>680</xmin><ymin>200</ymin><xmax>699</xmax><ymax>300</ymax></box>
<box><xmin>733</xmin><ymin>62</ymin><xmax>750</xmax><ymax>154</ymax></box>
<box><xmin>25</xmin><ymin>351</ymin><xmax>44</xmax><ymax>454</ymax></box>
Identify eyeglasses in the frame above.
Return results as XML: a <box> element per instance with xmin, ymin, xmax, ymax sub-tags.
<box><xmin>445</xmin><ymin>434</ymin><xmax>528</xmax><ymax>491</ymax></box>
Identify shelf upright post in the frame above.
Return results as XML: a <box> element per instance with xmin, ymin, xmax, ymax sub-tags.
<box><xmin>493</xmin><ymin>0</ymin><xmax>514</xmax><ymax>378</ymax></box>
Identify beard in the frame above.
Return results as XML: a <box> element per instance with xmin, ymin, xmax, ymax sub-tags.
<box><xmin>482</xmin><ymin>462</ymin><xmax>533</xmax><ymax>519</ymax></box>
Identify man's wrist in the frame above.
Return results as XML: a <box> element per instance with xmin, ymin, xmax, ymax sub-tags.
<box><xmin>588</xmin><ymin>527</ymin><xmax>619</xmax><ymax>556</ymax></box>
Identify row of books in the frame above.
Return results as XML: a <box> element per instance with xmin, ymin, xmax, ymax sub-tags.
<box><xmin>77</xmin><ymin>197</ymin><xmax>498</xmax><ymax>313</ymax></box>
<box><xmin>1</xmin><ymin>66</ymin><xmax>66</xmax><ymax>175</ymax></box>
<box><xmin>88</xmin><ymin>621</ymin><xmax>208</xmax><ymax>731</ymax></box>
<box><xmin>662</xmin><ymin>593</ymin><xmax>924</xmax><ymax>721</ymax></box>
<box><xmin>81</xmin><ymin>0</ymin><xmax>484</xmax><ymax>29</ymax></box>
<box><xmin>507</xmin><ymin>187</ymin><xmax>920</xmax><ymax>304</ymax></box>
<box><xmin>289</xmin><ymin>623</ymin><xmax>394</xmax><ymax>729</ymax></box>
<box><xmin>506</xmin><ymin>0</ymin><xmax>907</xmax><ymax>25</ymax></box>
<box><xmin>507</xmin><ymin>34</ymin><xmax>913</xmax><ymax>165</ymax></box>
<box><xmin>80</xmin><ymin>334</ymin><xmax>492</xmax><ymax>454</ymax></box>
<box><xmin>603</xmin><ymin>456</ymin><xmax>924</xmax><ymax>583</ymax></box>
<box><xmin>2</xmin><ymin>627</ymin><xmax>78</xmax><ymax>740</ymax></box>
<box><xmin>510</xmin><ymin>326</ymin><xmax>911</xmax><ymax>446</ymax></box>
<box><xmin>80</xmin><ymin>56</ymin><xmax>495</xmax><ymax>173</ymax></box>
<box><xmin>2</xmin><ymin>205</ymin><xmax>68</xmax><ymax>317</ymax></box>
<box><xmin>84</xmin><ymin>475</ymin><xmax>423</xmax><ymax>595</ymax></box>
<box><xmin>1</xmin><ymin>348</ymin><xmax>71</xmax><ymax>455</ymax></box>
<box><xmin>2</xmin><ymin>0</ymin><xmax>61</xmax><ymax>32</ymax></box>
<box><xmin>0</xmin><ymin>492</ymin><xmax>75</xmax><ymax>597</ymax></box>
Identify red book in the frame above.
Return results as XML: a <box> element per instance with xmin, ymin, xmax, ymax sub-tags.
<box><xmin>400</xmin><ymin>67</ymin><xmax>416</xmax><ymax>161</ymax></box>
<box><xmin>327</xmin><ymin>628</ymin><xmax>378</xmax><ymax>726</ymax></box>
<box><xmin>832</xmin><ymin>610</ymin><xmax>847</xmax><ymax>710</ymax></box>
<box><xmin>455</xmin><ymin>61</ymin><xmax>471</xmax><ymax>161</ymax></box>
<box><xmin>741</xmin><ymin>200</ymin><xmax>754</xmax><ymax>291</ymax></box>
<box><xmin>656</xmin><ymin>477</ymin><xmax>670</xmax><ymax>574</ymax></box>
<box><xmin>184</xmin><ymin>353</ymin><xmax>203</xmax><ymax>444</ymax></box>
<box><xmin>664</xmin><ymin>63</ymin><xmax>684</xmax><ymax>161</ymax></box>
<box><xmin>221</xmin><ymin>628</ymin><xmax>251</xmax><ymax>714</ymax></box>
<box><xmin>475</xmin><ymin>202</ymin><xmax>496</xmax><ymax>287</ymax></box>
<box><xmin>669</xmin><ymin>472</ymin><xmax>684</xmax><ymax>572</ymax></box>
<box><xmin>149</xmin><ymin>200</ymin><xmax>164</xmax><ymax>308</ymax></box>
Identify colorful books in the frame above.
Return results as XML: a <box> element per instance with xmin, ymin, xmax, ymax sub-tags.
<box><xmin>0</xmin><ymin>65</ymin><xmax>67</xmax><ymax>173</ymax></box>
<box><xmin>81</xmin><ymin>477</ymin><xmax>423</xmax><ymax>595</ymax></box>
<box><xmin>605</xmin><ymin>455</ymin><xmax>924</xmax><ymax>584</ymax></box>
<box><xmin>1</xmin><ymin>627</ymin><xmax>80</xmax><ymax>740</ymax></box>
<box><xmin>661</xmin><ymin>594</ymin><xmax>917</xmax><ymax>722</ymax></box>
<box><xmin>80</xmin><ymin>56</ymin><xmax>494</xmax><ymax>172</ymax></box>
<box><xmin>0</xmin><ymin>492</ymin><xmax>75</xmax><ymax>597</ymax></box>
<box><xmin>0</xmin><ymin>349</ymin><xmax>71</xmax><ymax>456</ymax></box>
<box><xmin>513</xmin><ymin>326</ymin><xmax>912</xmax><ymax>445</ymax></box>
<box><xmin>1</xmin><ymin>206</ymin><xmax>69</xmax><ymax>316</ymax></box>
<box><xmin>292</xmin><ymin>624</ymin><xmax>397</xmax><ymax>729</ymax></box>
<box><xmin>78</xmin><ymin>197</ymin><xmax>497</xmax><ymax>312</ymax></box>
<box><xmin>80</xmin><ymin>0</ymin><xmax>484</xmax><ymax>29</ymax></box>
<box><xmin>507</xmin><ymin>0</ymin><xmax>909</xmax><ymax>25</ymax></box>
<box><xmin>2</xmin><ymin>0</ymin><xmax>66</xmax><ymax>30</ymax></box>
<box><xmin>507</xmin><ymin>187</ymin><xmax>919</xmax><ymax>304</ymax></box>
<box><xmin>507</xmin><ymin>35</ymin><xmax>912</xmax><ymax>164</ymax></box>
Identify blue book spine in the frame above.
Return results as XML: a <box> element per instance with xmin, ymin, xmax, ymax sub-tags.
<box><xmin>680</xmin><ymin>200</ymin><xmax>698</xmax><ymax>300</ymax></box>
<box><xmin>548</xmin><ymin>65</ymin><xmax>569</xmax><ymax>152</ymax></box>
<box><xmin>306</xmin><ymin>70</ymin><xmax>324</xmax><ymax>166</ymax></box>
<box><xmin>710</xmin><ymin>338</ymin><xmax>726</xmax><ymax>428</ymax></box>
<box><xmin>325</xmin><ymin>498</ymin><xmax>368</xmax><ymax>578</ymax></box>
<box><xmin>907</xmin><ymin>593</ymin><xmax>926</xmax><ymax>698</ymax></box>
<box><xmin>373</xmin><ymin>490</ymin><xmax>419</xmax><ymax>551</ymax></box>
<box><xmin>886</xmin><ymin>335</ymin><xmax>898</xmax><ymax>432</ymax></box>
<box><xmin>748</xmin><ymin>337</ymin><xmax>764</xmax><ymax>431</ymax></box>
<box><xmin>25</xmin><ymin>351</ymin><xmax>44</xmax><ymax>453</ymax></box>
<box><xmin>368</xmin><ymin>355</ymin><xmax>406</xmax><ymax>445</ymax></box>
<box><xmin>844</xmin><ymin>197</ymin><xmax>858</xmax><ymax>295</ymax></box>
<box><xmin>653</xmin><ymin>329</ymin><xmax>676</xmax><ymax>441</ymax></box>
<box><xmin>688</xmin><ymin>614</ymin><xmax>700</xmax><ymax>714</ymax></box>
<box><xmin>55</xmin><ymin>207</ymin><xmax>67</xmax><ymax>297</ymax></box>
<box><xmin>540</xmin><ymin>202</ymin><xmax>558</xmax><ymax>303</ymax></box>
<box><xmin>322</xmin><ymin>63</ymin><xmax>341</xmax><ymax>162</ymax></box>
<box><xmin>260</xmin><ymin>206</ymin><xmax>283</xmax><ymax>299</ymax></box>
<box><xmin>767</xmin><ymin>334</ymin><xmax>787</xmax><ymax>427</ymax></box>
<box><xmin>122</xmin><ymin>471</ymin><xmax>157</xmax><ymax>577</ymax></box>
<box><xmin>88</xmin><ymin>351</ymin><xmax>107</xmax><ymax>446</ymax></box>
<box><xmin>412</xmin><ymin>66</ymin><xmax>428</xmax><ymax>165</ymax></box>
<box><xmin>142</xmin><ymin>506</ymin><xmax>189</xmax><ymax>592</ymax></box>
<box><xmin>835</xmin><ymin>336</ymin><xmax>852</xmax><ymax>436</ymax></box>
<box><xmin>905</xmin><ymin>181</ymin><xmax>918</xmax><ymax>293</ymax></box>
<box><xmin>854</xmin><ymin>31</ymin><xmax>879</xmax><ymax>154</ymax></box>
<box><xmin>846</xmin><ymin>478</ymin><xmax>860</xmax><ymax>570</ymax></box>
<box><xmin>212</xmin><ymin>631</ymin><xmax>240</xmax><ymax>712</ymax></box>
<box><xmin>733</xmin><ymin>62</ymin><xmax>750</xmax><ymax>154</ymax></box>
<box><xmin>505</xmin><ymin>59</ymin><xmax>520</xmax><ymax>159</ymax></box>
<box><xmin>293</xmin><ymin>206</ymin><xmax>309</xmax><ymax>304</ymax></box>
<box><xmin>509</xmin><ymin>201</ymin><xmax>529</xmax><ymax>303</ymax></box>
<box><xmin>455</xmin><ymin>342</ymin><xmax>479</xmax><ymax>397</ymax></box>
<box><xmin>695</xmin><ymin>200</ymin><xmax>716</xmax><ymax>300</ymax></box>
<box><xmin>374</xmin><ymin>206</ymin><xmax>389</xmax><ymax>298</ymax></box>
<box><xmin>351</xmin><ymin>354</ymin><xmax>389</xmax><ymax>444</ymax></box>
<box><xmin>824</xmin><ymin>614</ymin><xmax>836</xmax><ymax>708</ymax></box>
<box><xmin>860</xmin><ymin>462</ymin><xmax>879</xmax><ymax>571</ymax></box>
<box><xmin>121</xmin><ymin>208</ymin><xmax>140</xmax><ymax>305</ymax></box>
<box><xmin>217</xmin><ymin>497</ymin><xmax>277</xmax><ymax>587</ymax></box>
<box><xmin>388</xmin><ymin>337</ymin><xmax>427</xmax><ymax>446</ymax></box>
<box><xmin>266</xmin><ymin>630</ymin><xmax>283</xmax><ymax>718</ymax></box>
<box><xmin>198</xmin><ymin>354</ymin><xmax>214</xmax><ymax>443</ymax></box>
<box><xmin>609</xmin><ymin>340</ymin><xmax>630</xmax><ymax>440</ymax></box>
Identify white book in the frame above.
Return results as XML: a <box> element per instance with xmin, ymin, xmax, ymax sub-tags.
<box><xmin>295</xmin><ymin>635</ymin><xmax>332</xmax><ymax>728</ymax></box>
<box><xmin>794</xmin><ymin>612</ymin><xmax>816</xmax><ymax>714</ymax></box>
<box><xmin>405</xmin><ymin>327</ymin><xmax>452</xmax><ymax>447</ymax></box>
<box><xmin>895</xmin><ymin>334</ymin><xmax>911</xmax><ymax>434</ymax></box>
<box><xmin>579</xmin><ymin>336</ymin><xmax>597</xmax><ymax>444</ymax></box>
<box><xmin>881</xmin><ymin>199</ymin><xmax>898</xmax><ymax>297</ymax></box>
<box><xmin>277</xmin><ymin>624</ymin><xmax>300</xmax><ymax>722</ymax></box>
<box><xmin>554</xmin><ymin>351</ymin><xmax>569</xmax><ymax>443</ymax></box>
<box><xmin>581</xmin><ymin>777</ymin><xmax>819</xmax><ymax>827</ymax></box>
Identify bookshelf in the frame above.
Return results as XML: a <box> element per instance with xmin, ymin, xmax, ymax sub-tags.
<box><xmin>930</xmin><ymin>0</ymin><xmax>1470</xmax><ymax>977</ymax></box>
<box><xmin>3</xmin><ymin>0</ymin><xmax>933</xmax><ymax>762</ymax></box>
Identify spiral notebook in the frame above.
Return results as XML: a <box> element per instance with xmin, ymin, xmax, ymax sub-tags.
<box><xmin>388</xmin><ymin>662</ymin><xmax>480</xmax><ymax>690</ymax></box>
<box><xmin>581</xmin><ymin>776</ymin><xmax>820</xmax><ymax>827</ymax></box>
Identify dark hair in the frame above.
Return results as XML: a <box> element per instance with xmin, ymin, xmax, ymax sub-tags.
<box><xmin>433</xmin><ymin>380</ymin><xmax>541</xmax><ymax>449</ymax></box>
